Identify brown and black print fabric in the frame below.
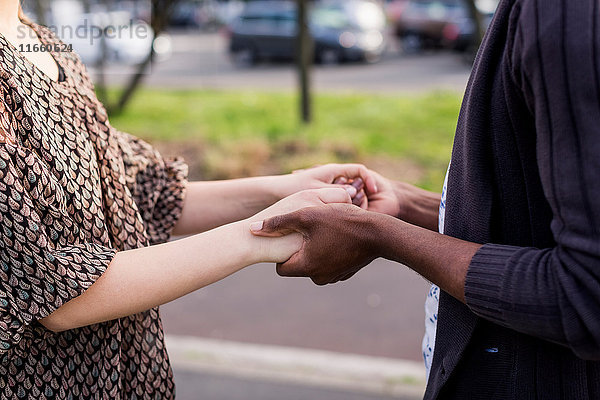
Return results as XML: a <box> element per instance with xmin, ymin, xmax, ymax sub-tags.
<box><xmin>0</xmin><ymin>21</ymin><xmax>188</xmax><ymax>399</ymax></box>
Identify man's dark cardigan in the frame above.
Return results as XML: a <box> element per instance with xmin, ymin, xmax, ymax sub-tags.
<box><xmin>425</xmin><ymin>0</ymin><xmax>600</xmax><ymax>398</ymax></box>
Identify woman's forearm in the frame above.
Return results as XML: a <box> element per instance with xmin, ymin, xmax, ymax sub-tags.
<box><xmin>173</xmin><ymin>176</ymin><xmax>287</xmax><ymax>236</ymax></box>
<box><xmin>172</xmin><ymin>164</ymin><xmax>376</xmax><ymax>236</ymax></box>
<box><xmin>40</xmin><ymin>219</ymin><xmax>299</xmax><ymax>332</ymax></box>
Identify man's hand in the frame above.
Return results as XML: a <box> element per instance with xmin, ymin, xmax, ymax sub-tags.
<box><xmin>365</xmin><ymin>170</ymin><xmax>441</xmax><ymax>232</ymax></box>
<box><xmin>250</xmin><ymin>204</ymin><xmax>379</xmax><ymax>285</ymax></box>
<box><xmin>247</xmin><ymin>188</ymin><xmax>355</xmax><ymax>264</ymax></box>
<box><xmin>251</xmin><ymin>200</ymin><xmax>478</xmax><ymax>300</ymax></box>
<box><xmin>362</xmin><ymin>170</ymin><xmax>402</xmax><ymax>217</ymax></box>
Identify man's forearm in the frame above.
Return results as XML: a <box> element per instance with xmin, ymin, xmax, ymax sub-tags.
<box><xmin>372</xmin><ymin>212</ymin><xmax>481</xmax><ymax>302</ymax></box>
<box><xmin>394</xmin><ymin>181</ymin><xmax>441</xmax><ymax>231</ymax></box>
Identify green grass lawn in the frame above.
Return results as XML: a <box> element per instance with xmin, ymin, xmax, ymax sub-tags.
<box><xmin>109</xmin><ymin>89</ymin><xmax>462</xmax><ymax>191</ymax></box>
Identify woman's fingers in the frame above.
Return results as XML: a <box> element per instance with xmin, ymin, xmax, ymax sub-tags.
<box><xmin>329</xmin><ymin>164</ymin><xmax>378</xmax><ymax>194</ymax></box>
<box><xmin>303</xmin><ymin>163</ymin><xmax>378</xmax><ymax>194</ymax></box>
<box><xmin>332</xmin><ymin>177</ymin><xmax>364</xmax><ymax>204</ymax></box>
<box><xmin>316</xmin><ymin>187</ymin><xmax>353</xmax><ymax>205</ymax></box>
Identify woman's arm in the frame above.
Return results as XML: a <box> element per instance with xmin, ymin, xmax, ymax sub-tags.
<box><xmin>40</xmin><ymin>188</ymin><xmax>352</xmax><ymax>332</ymax></box>
<box><xmin>172</xmin><ymin>176</ymin><xmax>287</xmax><ymax>236</ymax></box>
<box><xmin>171</xmin><ymin>164</ymin><xmax>378</xmax><ymax>236</ymax></box>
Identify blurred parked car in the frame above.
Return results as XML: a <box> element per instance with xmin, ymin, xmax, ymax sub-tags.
<box><xmin>227</xmin><ymin>0</ymin><xmax>387</xmax><ymax>65</ymax></box>
<box><xmin>384</xmin><ymin>0</ymin><xmax>409</xmax><ymax>27</ymax></box>
<box><xmin>169</xmin><ymin>0</ymin><xmax>222</xmax><ymax>31</ymax></box>
<box><xmin>391</xmin><ymin>0</ymin><xmax>496</xmax><ymax>53</ymax></box>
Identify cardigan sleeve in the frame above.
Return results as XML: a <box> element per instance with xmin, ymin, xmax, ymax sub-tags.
<box><xmin>113</xmin><ymin>130</ymin><xmax>188</xmax><ymax>245</ymax></box>
<box><xmin>464</xmin><ymin>0</ymin><xmax>600</xmax><ymax>360</ymax></box>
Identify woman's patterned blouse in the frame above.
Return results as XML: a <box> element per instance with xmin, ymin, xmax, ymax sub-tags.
<box><xmin>0</xmin><ymin>21</ymin><xmax>188</xmax><ymax>399</ymax></box>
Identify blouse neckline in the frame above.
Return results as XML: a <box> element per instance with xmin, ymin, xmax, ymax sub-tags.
<box><xmin>0</xmin><ymin>20</ymin><xmax>71</xmax><ymax>87</ymax></box>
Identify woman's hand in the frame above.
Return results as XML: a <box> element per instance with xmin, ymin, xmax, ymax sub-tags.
<box><xmin>275</xmin><ymin>164</ymin><xmax>378</xmax><ymax>208</ymax></box>
<box><xmin>245</xmin><ymin>187</ymin><xmax>355</xmax><ymax>264</ymax></box>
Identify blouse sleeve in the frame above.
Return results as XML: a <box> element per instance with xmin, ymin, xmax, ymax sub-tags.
<box><xmin>113</xmin><ymin>130</ymin><xmax>188</xmax><ymax>245</ymax></box>
<box><xmin>0</xmin><ymin>143</ymin><xmax>117</xmax><ymax>354</ymax></box>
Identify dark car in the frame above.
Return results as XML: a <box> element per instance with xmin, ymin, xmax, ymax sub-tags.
<box><xmin>391</xmin><ymin>0</ymin><xmax>496</xmax><ymax>53</ymax></box>
<box><xmin>227</xmin><ymin>0</ymin><xmax>387</xmax><ymax>65</ymax></box>
<box><xmin>440</xmin><ymin>1</ymin><xmax>495</xmax><ymax>52</ymax></box>
<box><xmin>169</xmin><ymin>0</ymin><xmax>221</xmax><ymax>31</ymax></box>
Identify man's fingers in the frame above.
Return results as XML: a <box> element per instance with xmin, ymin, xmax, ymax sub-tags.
<box><xmin>339</xmin><ymin>271</ymin><xmax>358</xmax><ymax>282</ymax></box>
<box><xmin>276</xmin><ymin>256</ymin><xmax>309</xmax><ymax>278</ymax></box>
<box><xmin>352</xmin><ymin>190</ymin><xmax>365</xmax><ymax>207</ymax></box>
<box><xmin>351</xmin><ymin>178</ymin><xmax>364</xmax><ymax>192</ymax></box>
<box><xmin>250</xmin><ymin>212</ymin><xmax>304</xmax><ymax>237</ymax></box>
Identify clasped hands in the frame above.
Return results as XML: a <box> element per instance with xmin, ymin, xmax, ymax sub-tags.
<box><xmin>248</xmin><ymin>164</ymin><xmax>403</xmax><ymax>285</ymax></box>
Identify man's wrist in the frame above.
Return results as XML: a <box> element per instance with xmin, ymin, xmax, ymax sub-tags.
<box><xmin>366</xmin><ymin>211</ymin><xmax>405</xmax><ymax>260</ymax></box>
<box><xmin>392</xmin><ymin>181</ymin><xmax>440</xmax><ymax>231</ymax></box>
<box><xmin>351</xmin><ymin>210</ymin><xmax>399</xmax><ymax>261</ymax></box>
<box><xmin>392</xmin><ymin>181</ymin><xmax>418</xmax><ymax>220</ymax></box>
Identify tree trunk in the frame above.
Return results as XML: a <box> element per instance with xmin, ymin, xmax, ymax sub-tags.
<box><xmin>297</xmin><ymin>0</ymin><xmax>312</xmax><ymax>124</ymax></box>
<box><xmin>95</xmin><ymin>0</ymin><xmax>181</xmax><ymax>115</ymax></box>
<box><xmin>465</xmin><ymin>0</ymin><xmax>485</xmax><ymax>45</ymax></box>
<box><xmin>111</xmin><ymin>0</ymin><xmax>180</xmax><ymax>114</ymax></box>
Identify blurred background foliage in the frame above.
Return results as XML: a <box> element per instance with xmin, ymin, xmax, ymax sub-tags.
<box><xmin>110</xmin><ymin>89</ymin><xmax>461</xmax><ymax>190</ymax></box>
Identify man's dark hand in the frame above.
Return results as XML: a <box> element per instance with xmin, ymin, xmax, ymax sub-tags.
<box><xmin>366</xmin><ymin>170</ymin><xmax>441</xmax><ymax>232</ymax></box>
<box><xmin>363</xmin><ymin>170</ymin><xmax>402</xmax><ymax>217</ymax></box>
<box><xmin>250</xmin><ymin>204</ymin><xmax>380</xmax><ymax>285</ymax></box>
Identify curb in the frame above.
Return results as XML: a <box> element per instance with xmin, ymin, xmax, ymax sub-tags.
<box><xmin>165</xmin><ymin>335</ymin><xmax>426</xmax><ymax>399</ymax></box>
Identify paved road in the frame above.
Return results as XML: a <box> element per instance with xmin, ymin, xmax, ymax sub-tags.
<box><xmin>161</xmin><ymin>258</ymin><xmax>430</xmax><ymax>362</ymax></box>
<box><xmin>173</xmin><ymin>369</ymin><xmax>421</xmax><ymax>400</ymax></box>
<box><xmin>97</xmin><ymin>32</ymin><xmax>472</xmax><ymax>93</ymax></box>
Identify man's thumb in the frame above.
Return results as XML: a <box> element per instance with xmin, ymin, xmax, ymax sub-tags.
<box><xmin>249</xmin><ymin>213</ymin><xmax>300</xmax><ymax>237</ymax></box>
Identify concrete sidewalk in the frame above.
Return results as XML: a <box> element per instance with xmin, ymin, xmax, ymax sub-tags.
<box><xmin>166</xmin><ymin>335</ymin><xmax>426</xmax><ymax>400</ymax></box>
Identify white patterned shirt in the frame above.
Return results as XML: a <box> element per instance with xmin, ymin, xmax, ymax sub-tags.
<box><xmin>422</xmin><ymin>163</ymin><xmax>449</xmax><ymax>380</ymax></box>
